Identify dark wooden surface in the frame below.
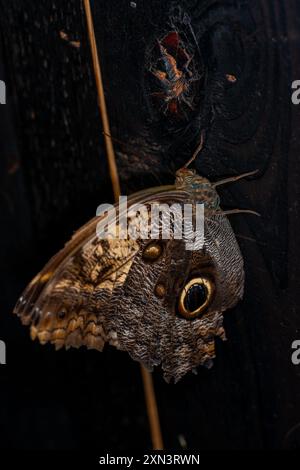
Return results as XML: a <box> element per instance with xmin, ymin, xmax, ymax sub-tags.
<box><xmin>0</xmin><ymin>0</ymin><xmax>300</xmax><ymax>450</ymax></box>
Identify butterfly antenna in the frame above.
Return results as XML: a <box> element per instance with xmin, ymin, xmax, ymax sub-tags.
<box><xmin>184</xmin><ymin>129</ymin><xmax>206</xmax><ymax>168</ymax></box>
<box><xmin>84</xmin><ymin>0</ymin><xmax>164</xmax><ymax>451</ymax></box>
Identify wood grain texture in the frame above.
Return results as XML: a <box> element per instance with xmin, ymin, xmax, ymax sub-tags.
<box><xmin>0</xmin><ymin>0</ymin><xmax>299</xmax><ymax>450</ymax></box>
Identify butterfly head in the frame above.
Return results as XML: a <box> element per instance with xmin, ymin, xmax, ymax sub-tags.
<box><xmin>175</xmin><ymin>168</ymin><xmax>220</xmax><ymax>208</ymax></box>
<box><xmin>175</xmin><ymin>168</ymin><xmax>207</xmax><ymax>187</ymax></box>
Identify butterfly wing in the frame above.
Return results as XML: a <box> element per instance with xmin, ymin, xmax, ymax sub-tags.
<box><xmin>15</xmin><ymin>217</ymin><xmax>140</xmax><ymax>352</ymax></box>
<box><xmin>13</xmin><ymin>187</ymin><xmax>188</xmax><ymax>356</ymax></box>
<box><xmin>204</xmin><ymin>214</ymin><xmax>245</xmax><ymax>310</ymax></box>
<box><xmin>158</xmin><ymin>213</ymin><xmax>244</xmax><ymax>381</ymax></box>
<box><xmin>14</xmin><ymin>188</ymin><xmax>244</xmax><ymax>382</ymax></box>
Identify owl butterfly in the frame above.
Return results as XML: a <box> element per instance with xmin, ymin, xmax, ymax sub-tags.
<box><xmin>13</xmin><ymin>149</ymin><xmax>257</xmax><ymax>382</ymax></box>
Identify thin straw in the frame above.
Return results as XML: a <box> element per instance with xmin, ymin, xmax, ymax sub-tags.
<box><xmin>83</xmin><ymin>0</ymin><xmax>164</xmax><ymax>451</ymax></box>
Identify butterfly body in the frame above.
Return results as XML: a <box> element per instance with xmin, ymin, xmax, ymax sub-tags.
<box><xmin>14</xmin><ymin>168</ymin><xmax>245</xmax><ymax>382</ymax></box>
<box><xmin>175</xmin><ymin>168</ymin><xmax>221</xmax><ymax>209</ymax></box>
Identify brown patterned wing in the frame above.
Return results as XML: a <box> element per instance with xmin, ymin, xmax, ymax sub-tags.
<box><xmin>14</xmin><ymin>188</ymin><xmax>244</xmax><ymax>382</ymax></box>
<box><xmin>15</xmin><ymin>227</ymin><xmax>140</xmax><ymax>352</ymax></box>
<box><xmin>158</xmin><ymin>213</ymin><xmax>245</xmax><ymax>382</ymax></box>
<box><xmin>13</xmin><ymin>187</ymin><xmax>188</xmax><ymax>354</ymax></box>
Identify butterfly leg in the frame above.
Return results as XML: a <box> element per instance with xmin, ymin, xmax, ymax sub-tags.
<box><xmin>209</xmin><ymin>208</ymin><xmax>260</xmax><ymax>217</ymax></box>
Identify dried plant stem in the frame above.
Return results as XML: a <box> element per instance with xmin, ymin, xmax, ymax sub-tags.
<box><xmin>83</xmin><ymin>0</ymin><xmax>121</xmax><ymax>201</ymax></box>
<box><xmin>83</xmin><ymin>0</ymin><xmax>164</xmax><ymax>451</ymax></box>
<box><xmin>140</xmin><ymin>365</ymin><xmax>164</xmax><ymax>450</ymax></box>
